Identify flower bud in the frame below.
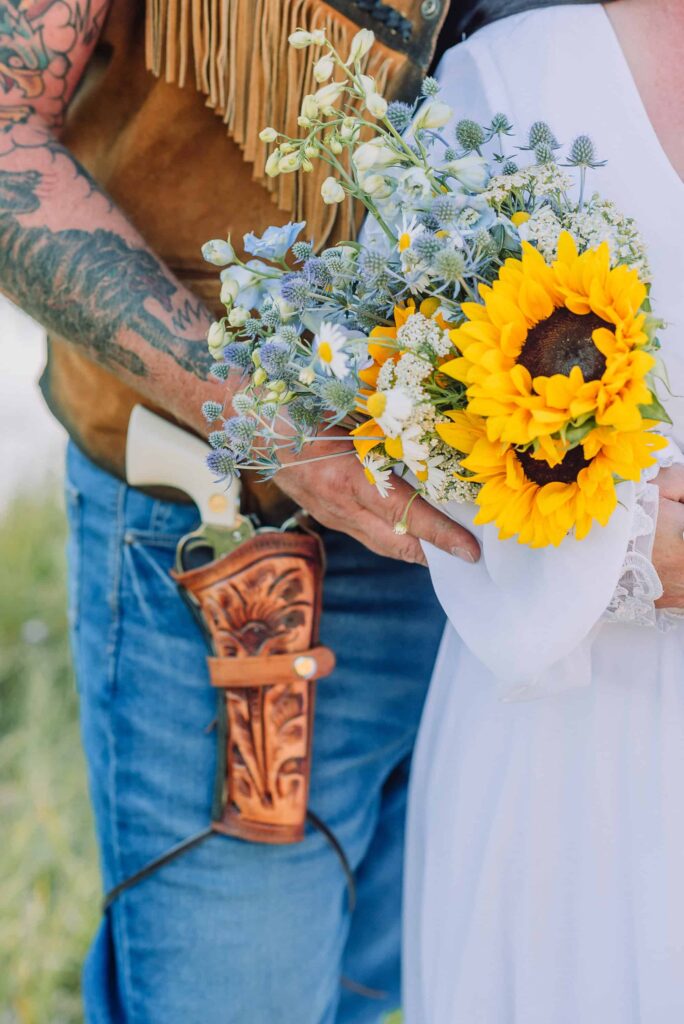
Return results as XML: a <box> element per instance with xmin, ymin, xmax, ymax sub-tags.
<box><xmin>288</xmin><ymin>29</ymin><xmax>313</xmax><ymax>48</ymax></box>
<box><xmin>353</xmin><ymin>138</ymin><xmax>396</xmax><ymax>172</ymax></box>
<box><xmin>265</xmin><ymin>149</ymin><xmax>281</xmax><ymax>177</ymax></box>
<box><xmin>258</xmin><ymin>127</ymin><xmax>278</xmax><ymax>143</ymax></box>
<box><xmin>253</xmin><ymin>367</ymin><xmax>268</xmax><ymax>387</ymax></box>
<box><xmin>365</xmin><ymin>92</ymin><xmax>388</xmax><ymax>119</ymax></box>
<box><xmin>202</xmin><ymin>239</ymin><xmax>235</xmax><ymax>266</ymax></box>
<box><xmin>300</xmin><ymin>94</ymin><xmax>319</xmax><ymax>121</ymax></box>
<box><xmin>414</xmin><ymin>100</ymin><xmax>452</xmax><ymax>131</ymax></box>
<box><xmin>299</xmin><ymin>366</ymin><xmax>316</xmax><ymax>386</ymax></box>
<box><xmin>321</xmin><ymin>176</ymin><xmax>346</xmax><ymax>204</ymax></box>
<box><xmin>228</xmin><ymin>305</ymin><xmax>249</xmax><ymax>327</ymax></box>
<box><xmin>207</xmin><ymin>321</ymin><xmax>228</xmax><ymax>356</ymax></box>
<box><xmin>310</xmin><ymin>28</ymin><xmax>326</xmax><ymax>45</ymax></box>
<box><xmin>362</xmin><ymin>173</ymin><xmax>393</xmax><ymax>199</ymax></box>
<box><xmin>329</xmin><ymin>136</ymin><xmax>343</xmax><ymax>155</ymax></box>
<box><xmin>314</xmin><ymin>81</ymin><xmax>345</xmax><ymax>111</ymax></box>
<box><xmin>313</xmin><ymin>56</ymin><xmax>334</xmax><ymax>83</ymax></box>
<box><xmin>304</xmin><ymin>144</ymin><xmax>318</xmax><ymax>158</ymax></box>
<box><xmin>301</xmin><ymin>158</ymin><xmax>314</xmax><ymax>172</ymax></box>
<box><xmin>346</xmin><ymin>27</ymin><xmax>374</xmax><ymax>65</ymax></box>
<box><xmin>220</xmin><ymin>279</ymin><xmax>239</xmax><ymax>305</ymax></box>
<box><xmin>278</xmin><ymin>152</ymin><xmax>300</xmax><ymax>173</ymax></box>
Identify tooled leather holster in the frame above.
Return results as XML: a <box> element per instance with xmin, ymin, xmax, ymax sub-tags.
<box><xmin>173</xmin><ymin>530</ymin><xmax>335</xmax><ymax>844</ymax></box>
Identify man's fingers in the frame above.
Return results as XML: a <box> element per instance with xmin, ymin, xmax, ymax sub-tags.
<box><xmin>355</xmin><ymin>474</ymin><xmax>480</xmax><ymax>563</ymax></box>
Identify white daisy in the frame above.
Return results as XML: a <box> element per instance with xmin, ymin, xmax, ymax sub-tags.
<box><xmin>384</xmin><ymin>424</ymin><xmax>430</xmax><ymax>475</ymax></box>
<box><xmin>396</xmin><ymin>214</ymin><xmax>420</xmax><ymax>254</ymax></box>
<box><xmin>361</xmin><ymin>454</ymin><xmax>394</xmax><ymax>498</ymax></box>
<box><xmin>312</xmin><ymin>322</ymin><xmax>352</xmax><ymax>378</ymax></box>
<box><xmin>366</xmin><ymin>387</ymin><xmax>414</xmax><ymax>437</ymax></box>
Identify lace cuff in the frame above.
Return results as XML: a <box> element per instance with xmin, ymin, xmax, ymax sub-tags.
<box><xmin>604</xmin><ymin>440</ymin><xmax>684</xmax><ymax>630</ymax></box>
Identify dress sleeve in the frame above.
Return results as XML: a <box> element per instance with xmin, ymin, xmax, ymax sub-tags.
<box><xmin>604</xmin><ymin>439</ymin><xmax>684</xmax><ymax>630</ymax></box>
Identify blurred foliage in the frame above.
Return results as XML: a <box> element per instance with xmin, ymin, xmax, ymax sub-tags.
<box><xmin>0</xmin><ymin>492</ymin><xmax>98</xmax><ymax>1024</ymax></box>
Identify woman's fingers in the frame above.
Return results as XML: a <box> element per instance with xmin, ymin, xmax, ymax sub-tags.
<box><xmin>653</xmin><ymin>495</ymin><xmax>684</xmax><ymax>608</ymax></box>
<box><xmin>653</xmin><ymin>463</ymin><xmax>684</xmax><ymax>502</ymax></box>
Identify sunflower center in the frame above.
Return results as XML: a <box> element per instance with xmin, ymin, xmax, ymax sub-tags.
<box><xmin>517</xmin><ymin>308</ymin><xmax>608</xmax><ymax>382</ymax></box>
<box><xmin>516</xmin><ymin>445</ymin><xmax>589</xmax><ymax>486</ymax></box>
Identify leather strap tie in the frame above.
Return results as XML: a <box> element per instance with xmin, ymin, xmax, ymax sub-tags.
<box><xmin>208</xmin><ymin>645</ymin><xmax>336</xmax><ymax>688</ymax></box>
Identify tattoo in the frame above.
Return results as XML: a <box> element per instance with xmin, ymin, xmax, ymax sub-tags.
<box><xmin>0</xmin><ymin>0</ymin><xmax>108</xmax><ymax>133</ymax></box>
<box><xmin>0</xmin><ymin>165</ymin><xmax>212</xmax><ymax>380</ymax></box>
<box><xmin>0</xmin><ymin>0</ymin><xmax>213</xmax><ymax>387</ymax></box>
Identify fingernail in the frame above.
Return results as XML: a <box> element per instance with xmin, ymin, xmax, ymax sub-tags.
<box><xmin>452</xmin><ymin>546</ymin><xmax>478</xmax><ymax>563</ymax></box>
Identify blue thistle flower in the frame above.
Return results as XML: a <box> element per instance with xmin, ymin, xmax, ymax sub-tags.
<box><xmin>432</xmin><ymin>194</ymin><xmax>460</xmax><ymax>227</ymax></box>
<box><xmin>291</xmin><ymin>240</ymin><xmax>314</xmax><ymax>262</ymax></box>
<box><xmin>303</xmin><ymin>257</ymin><xmax>331</xmax><ymax>288</ymax></box>
<box><xmin>527</xmin><ymin>121</ymin><xmax>559</xmax><ymax>151</ymax></box>
<box><xmin>223</xmin><ymin>343</ymin><xmax>252</xmax><ymax>370</ymax></box>
<box><xmin>280</xmin><ymin>273</ymin><xmax>310</xmax><ymax>310</ymax></box>
<box><xmin>454</xmin><ymin>119</ymin><xmax>485</xmax><ymax>153</ymax></box>
<box><xmin>386</xmin><ymin>101</ymin><xmax>413</xmax><ymax>132</ymax></box>
<box><xmin>535</xmin><ymin>143</ymin><xmax>556</xmax><ymax>165</ymax></box>
<box><xmin>242</xmin><ymin>317</ymin><xmax>262</xmax><ymax>339</ymax></box>
<box><xmin>421</xmin><ymin>76</ymin><xmax>440</xmax><ymax>98</ymax></box>
<box><xmin>206</xmin><ymin>449</ymin><xmax>238</xmax><ymax>479</ymax></box>
<box><xmin>201</xmin><ymin>400</ymin><xmax>223</xmax><ymax>422</ymax></box>
<box><xmin>502</xmin><ymin>159</ymin><xmax>519</xmax><ymax>175</ymax></box>
<box><xmin>413</xmin><ymin>233</ymin><xmax>442</xmax><ymax>262</ymax></box>
<box><xmin>434</xmin><ymin>249</ymin><xmax>467</xmax><ymax>282</ymax></box>
<box><xmin>288</xmin><ymin>396</ymin><xmax>321</xmax><ymax>430</ymax></box>
<box><xmin>259</xmin><ymin>341</ymin><xmax>291</xmax><ymax>379</ymax></box>
<box><xmin>489</xmin><ymin>112</ymin><xmax>513</xmax><ymax>135</ymax></box>
<box><xmin>208</xmin><ymin>430</ymin><xmax>229</xmax><ymax>449</ymax></box>
<box><xmin>260</xmin><ymin>300</ymin><xmax>281</xmax><ymax>329</ymax></box>
<box><xmin>224</xmin><ymin>415</ymin><xmax>257</xmax><ymax>454</ymax></box>
<box><xmin>209</xmin><ymin>362</ymin><xmax>231</xmax><ymax>381</ymax></box>
<box><xmin>316</xmin><ymin>378</ymin><xmax>357</xmax><ymax>416</ymax></box>
<box><xmin>567</xmin><ymin>134</ymin><xmax>605</xmax><ymax>168</ymax></box>
<box><xmin>358</xmin><ymin>248</ymin><xmax>387</xmax><ymax>281</ymax></box>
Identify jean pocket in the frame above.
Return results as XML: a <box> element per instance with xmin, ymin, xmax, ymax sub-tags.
<box><xmin>122</xmin><ymin>529</ymin><xmax>185</xmax><ymax>632</ymax></box>
<box><xmin>64</xmin><ymin>481</ymin><xmax>82</xmax><ymax>633</ymax></box>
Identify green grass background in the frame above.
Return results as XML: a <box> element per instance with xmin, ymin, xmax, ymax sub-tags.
<box><xmin>0</xmin><ymin>492</ymin><xmax>404</xmax><ymax>1022</ymax></box>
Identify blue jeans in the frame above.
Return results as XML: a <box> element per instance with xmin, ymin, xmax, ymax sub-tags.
<box><xmin>65</xmin><ymin>441</ymin><xmax>444</xmax><ymax>1024</ymax></box>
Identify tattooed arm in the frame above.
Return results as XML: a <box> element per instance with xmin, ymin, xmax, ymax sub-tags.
<box><xmin>0</xmin><ymin>0</ymin><xmax>223</xmax><ymax>433</ymax></box>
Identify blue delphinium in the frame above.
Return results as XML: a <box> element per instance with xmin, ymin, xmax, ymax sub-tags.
<box><xmin>243</xmin><ymin>221</ymin><xmax>306</xmax><ymax>261</ymax></box>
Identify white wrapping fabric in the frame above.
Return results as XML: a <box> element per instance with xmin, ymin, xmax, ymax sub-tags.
<box><xmin>404</xmin><ymin>6</ymin><xmax>684</xmax><ymax>1023</ymax></box>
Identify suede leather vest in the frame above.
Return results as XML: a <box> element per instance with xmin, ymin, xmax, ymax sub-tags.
<box><xmin>41</xmin><ymin>0</ymin><xmax>610</xmax><ymax>492</ymax></box>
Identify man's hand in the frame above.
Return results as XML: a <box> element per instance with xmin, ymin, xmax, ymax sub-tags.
<box><xmin>276</xmin><ymin>432</ymin><xmax>480</xmax><ymax>566</ymax></box>
<box><xmin>651</xmin><ymin>465</ymin><xmax>684</xmax><ymax>608</ymax></box>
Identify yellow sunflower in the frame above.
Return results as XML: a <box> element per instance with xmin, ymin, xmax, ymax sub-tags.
<box><xmin>438</xmin><ymin>410</ymin><xmax>666</xmax><ymax>548</ymax></box>
<box><xmin>440</xmin><ymin>232</ymin><xmax>657</xmax><ymax>449</ymax></box>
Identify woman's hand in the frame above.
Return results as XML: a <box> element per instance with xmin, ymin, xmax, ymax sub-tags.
<box><xmin>276</xmin><ymin>430</ymin><xmax>480</xmax><ymax>566</ymax></box>
<box><xmin>651</xmin><ymin>465</ymin><xmax>684</xmax><ymax>608</ymax></box>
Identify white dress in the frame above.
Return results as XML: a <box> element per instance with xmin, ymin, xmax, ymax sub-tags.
<box><xmin>404</xmin><ymin>6</ymin><xmax>684</xmax><ymax>1023</ymax></box>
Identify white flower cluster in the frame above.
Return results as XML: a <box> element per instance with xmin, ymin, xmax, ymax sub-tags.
<box><xmin>567</xmin><ymin>196</ymin><xmax>651</xmax><ymax>280</ymax></box>
<box><xmin>396</xmin><ymin>312</ymin><xmax>452</xmax><ymax>358</ymax></box>
<box><xmin>484</xmin><ymin>163</ymin><xmax>573</xmax><ymax>206</ymax></box>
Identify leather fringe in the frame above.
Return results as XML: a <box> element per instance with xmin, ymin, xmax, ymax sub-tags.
<box><xmin>145</xmin><ymin>0</ymin><xmax>410</xmax><ymax>245</ymax></box>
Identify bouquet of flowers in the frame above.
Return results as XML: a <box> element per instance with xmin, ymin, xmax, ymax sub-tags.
<box><xmin>200</xmin><ymin>26</ymin><xmax>670</xmax><ymax>548</ymax></box>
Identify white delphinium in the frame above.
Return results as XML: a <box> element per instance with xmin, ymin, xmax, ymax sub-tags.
<box><xmin>362</xmin><ymin>454</ymin><xmax>394</xmax><ymax>497</ymax></box>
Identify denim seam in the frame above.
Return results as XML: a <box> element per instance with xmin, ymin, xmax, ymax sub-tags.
<box><xmin>104</xmin><ymin>481</ymin><xmax>139</xmax><ymax>1024</ymax></box>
